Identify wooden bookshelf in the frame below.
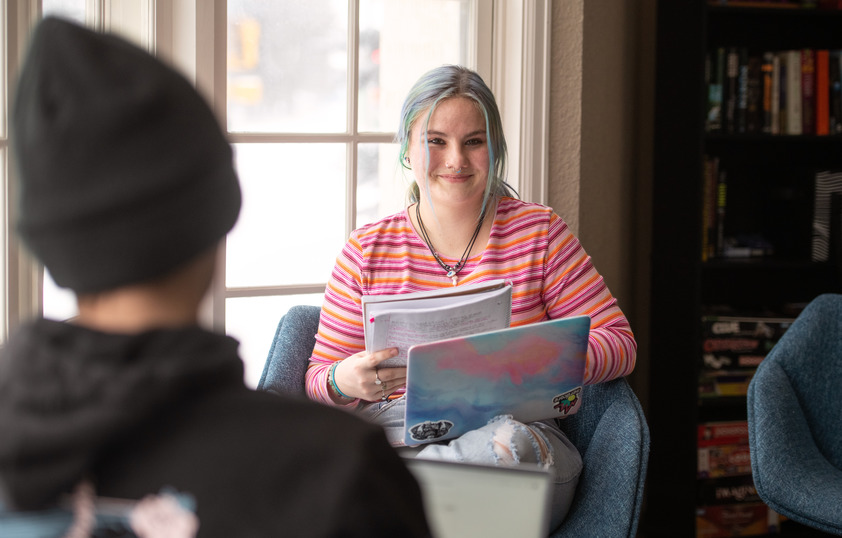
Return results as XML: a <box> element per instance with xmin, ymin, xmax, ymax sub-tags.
<box><xmin>645</xmin><ymin>1</ymin><xmax>842</xmax><ymax>536</ymax></box>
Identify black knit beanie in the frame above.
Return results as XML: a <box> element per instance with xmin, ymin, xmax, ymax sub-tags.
<box><xmin>12</xmin><ymin>17</ymin><xmax>241</xmax><ymax>293</ymax></box>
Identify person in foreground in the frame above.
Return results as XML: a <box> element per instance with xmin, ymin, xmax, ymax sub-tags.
<box><xmin>306</xmin><ymin>64</ymin><xmax>638</xmax><ymax>530</ymax></box>
<box><xmin>0</xmin><ymin>17</ymin><xmax>430</xmax><ymax>538</ymax></box>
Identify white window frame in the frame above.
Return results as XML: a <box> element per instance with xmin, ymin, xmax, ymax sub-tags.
<box><xmin>3</xmin><ymin>0</ymin><xmax>161</xmax><ymax>338</ymax></box>
<box><xmin>1</xmin><ymin>0</ymin><xmax>551</xmax><ymax>341</ymax></box>
<box><xmin>200</xmin><ymin>0</ymin><xmax>552</xmax><ymax>335</ymax></box>
<box><xmin>5</xmin><ymin>0</ymin><xmax>42</xmax><ymax>339</ymax></box>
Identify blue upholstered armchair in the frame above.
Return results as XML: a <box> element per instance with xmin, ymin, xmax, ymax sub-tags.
<box><xmin>747</xmin><ymin>293</ymin><xmax>842</xmax><ymax>536</ymax></box>
<box><xmin>259</xmin><ymin>305</ymin><xmax>650</xmax><ymax>537</ymax></box>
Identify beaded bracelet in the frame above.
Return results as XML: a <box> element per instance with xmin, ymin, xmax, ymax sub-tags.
<box><xmin>329</xmin><ymin>361</ymin><xmax>353</xmax><ymax>400</ymax></box>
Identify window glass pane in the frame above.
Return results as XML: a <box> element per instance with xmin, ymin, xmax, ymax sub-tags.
<box><xmin>42</xmin><ymin>0</ymin><xmax>86</xmax><ymax>24</ymax></box>
<box><xmin>40</xmin><ymin>2</ymin><xmax>86</xmax><ymax>325</ymax></box>
<box><xmin>358</xmin><ymin>0</ymin><xmax>472</xmax><ymax>133</ymax></box>
<box><xmin>356</xmin><ymin>142</ymin><xmax>406</xmax><ymax>227</ymax></box>
<box><xmin>227</xmin><ymin>0</ymin><xmax>348</xmax><ymax>133</ymax></box>
<box><xmin>43</xmin><ymin>269</ymin><xmax>78</xmax><ymax>321</ymax></box>
<box><xmin>226</xmin><ymin>293</ymin><xmax>324</xmax><ymax>388</ymax></box>
<box><xmin>226</xmin><ymin>143</ymin><xmax>346</xmax><ymax>288</ymax></box>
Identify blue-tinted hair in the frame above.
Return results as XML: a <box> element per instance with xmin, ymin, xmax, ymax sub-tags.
<box><xmin>396</xmin><ymin>65</ymin><xmax>515</xmax><ymax>213</ymax></box>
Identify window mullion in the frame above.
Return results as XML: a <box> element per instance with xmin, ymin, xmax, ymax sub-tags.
<box><xmin>517</xmin><ymin>0</ymin><xmax>551</xmax><ymax>206</ymax></box>
<box><xmin>5</xmin><ymin>0</ymin><xmax>42</xmax><ymax>338</ymax></box>
<box><xmin>474</xmin><ymin>0</ymin><xmax>492</xmax><ymax>82</ymax></box>
<box><xmin>210</xmin><ymin>0</ymin><xmax>227</xmax><ymax>332</ymax></box>
<box><xmin>86</xmin><ymin>0</ymin><xmax>104</xmax><ymax>30</ymax></box>
<box><xmin>227</xmin><ymin>132</ymin><xmax>393</xmax><ymax>144</ymax></box>
<box><xmin>345</xmin><ymin>0</ymin><xmax>360</xmax><ymax>236</ymax></box>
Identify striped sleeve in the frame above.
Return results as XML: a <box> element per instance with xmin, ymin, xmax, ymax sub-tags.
<box><xmin>542</xmin><ymin>213</ymin><xmax>637</xmax><ymax>384</ymax></box>
<box><xmin>304</xmin><ymin>235</ymin><xmax>366</xmax><ymax>406</ymax></box>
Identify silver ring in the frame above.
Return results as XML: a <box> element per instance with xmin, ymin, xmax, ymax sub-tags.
<box><xmin>374</xmin><ymin>369</ymin><xmax>382</xmax><ymax>385</ymax></box>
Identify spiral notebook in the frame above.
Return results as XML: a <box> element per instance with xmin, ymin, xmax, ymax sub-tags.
<box><xmin>401</xmin><ymin>315</ymin><xmax>590</xmax><ymax>447</ymax></box>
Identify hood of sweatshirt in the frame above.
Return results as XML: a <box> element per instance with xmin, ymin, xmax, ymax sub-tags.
<box><xmin>0</xmin><ymin>319</ymin><xmax>244</xmax><ymax>510</ymax></box>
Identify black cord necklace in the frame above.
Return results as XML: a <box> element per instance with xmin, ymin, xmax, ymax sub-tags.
<box><xmin>415</xmin><ymin>202</ymin><xmax>486</xmax><ymax>286</ymax></box>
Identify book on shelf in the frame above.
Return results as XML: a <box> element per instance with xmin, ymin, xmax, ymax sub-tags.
<box><xmin>361</xmin><ymin>279</ymin><xmax>512</xmax><ymax>367</ymax></box>
<box><xmin>779</xmin><ymin>51</ymin><xmax>789</xmax><ymax>133</ymax></box>
<box><xmin>817</xmin><ymin>49</ymin><xmax>831</xmax><ymax>135</ymax></box>
<box><xmin>698</xmin><ymin>421</ymin><xmax>751</xmax><ymax>479</ymax></box>
<box><xmin>699</xmin><ymin>315</ymin><xmax>793</xmax><ymax>398</ymax></box>
<box><xmin>707</xmin><ymin>48</ymin><xmax>726</xmax><ymax>132</ymax></box>
<box><xmin>694</xmin><ymin>474</ymin><xmax>783</xmax><ymax>538</ymax></box>
<box><xmin>698</xmin><ymin>441</ymin><xmax>752</xmax><ymax>479</ymax></box>
<box><xmin>725</xmin><ymin>48</ymin><xmax>740</xmax><ymax>133</ymax></box>
<box><xmin>708</xmin><ymin>47</ymin><xmax>842</xmax><ymax>136</ymax></box>
<box><xmin>761</xmin><ymin>52</ymin><xmax>774</xmax><ymax>134</ymax></box>
<box><xmin>771</xmin><ymin>52</ymin><xmax>781</xmax><ymax>134</ymax></box>
<box><xmin>737</xmin><ymin>49</ymin><xmax>750</xmax><ymax>133</ymax></box>
<box><xmin>786</xmin><ymin>49</ymin><xmax>804</xmax><ymax>134</ymax></box>
<box><xmin>702</xmin><ymin>156</ymin><xmax>719</xmax><ymax>261</ymax></box>
<box><xmin>701</xmin><ymin>315</ymin><xmax>794</xmax><ymax>340</ymax></box>
<box><xmin>801</xmin><ymin>48</ymin><xmax>817</xmax><ymax>135</ymax></box>
<box><xmin>831</xmin><ymin>50</ymin><xmax>842</xmax><ymax>133</ymax></box>
<box><xmin>699</xmin><ymin>369</ymin><xmax>756</xmax><ymax>398</ymax></box>
<box><xmin>696</xmin><ymin>502</ymin><xmax>782</xmax><ymax>538</ymax></box>
<box><xmin>702</xmin><ymin>156</ymin><xmax>736</xmax><ymax>260</ymax></box>
<box><xmin>716</xmin><ymin>167</ymin><xmax>727</xmax><ymax>256</ymax></box>
<box><xmin>746</xmin><ymin>55</ymin><xmax>764</xmax><ymax>133</ymax></box>
<box><xmin>697</xmin><ymin>476</ymin><xmax>762</xmax><ymax>508</ymax></box>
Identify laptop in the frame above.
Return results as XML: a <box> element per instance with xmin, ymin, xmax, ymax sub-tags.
<box><xmin>403</xmin><ymin>457</ymin><xmax>553</xmax><ymax>538</ymax></box>
<box><xmin>402</xmin><ymin>315</ymin><xmax>590</xmax><ymax>447</ymax></box>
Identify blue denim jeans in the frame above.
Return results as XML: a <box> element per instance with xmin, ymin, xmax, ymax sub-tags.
<box><xmin>359</xmin><ymin>396</ymin><xmax>582</xmax><ymax>530</ymax></box>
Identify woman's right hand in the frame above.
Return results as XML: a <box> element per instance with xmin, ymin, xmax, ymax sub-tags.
<box><xmin>331</xmin><ymin>348</ymin><xmax>407</xmax><ymax>403</ymax></box>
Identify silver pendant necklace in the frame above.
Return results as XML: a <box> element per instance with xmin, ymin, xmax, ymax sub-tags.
<box><xmin>415</xmin><ymin>203</ymin><xmax>486</xmax><ymax>286</ymax></box>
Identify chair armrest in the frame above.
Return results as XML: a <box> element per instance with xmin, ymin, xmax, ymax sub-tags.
<box><xmin>552</xmin><ymin>379</ymin><xmax>650</xmax><ymax>538</ymax></box>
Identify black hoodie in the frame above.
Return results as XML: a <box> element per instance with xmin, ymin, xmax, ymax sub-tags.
<box><xmin>0</xmin><ymin>319</ymin><xmax>430</xmax><ymax>537</ymax></box>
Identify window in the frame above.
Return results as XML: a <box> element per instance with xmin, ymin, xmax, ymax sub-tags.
<box><xmin>4</xmin><ymin>1</ymin><xmax>551</xmax><ymax>387</ymax></box>
<box><xmin>39</xmin><ymin>0</ymin><xmax>156</xmax><ymax>323</ymax></box>
<box><xmin>224</xmin><ymin>0</ymin><xmax>484</xmax><ymax>386</ymax></box>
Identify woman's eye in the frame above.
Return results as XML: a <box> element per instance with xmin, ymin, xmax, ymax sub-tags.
<box><xmin>466</xmin><ymin>138</ymin><xmax>485</xmax><ymax>146</ymax></box>
<box><xmin>427</xmin><ymin>138</ymin><xmax>445</xmax><ymax>145</ymax></box>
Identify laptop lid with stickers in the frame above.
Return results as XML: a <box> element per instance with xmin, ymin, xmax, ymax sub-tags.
<box><xmin>403</xmin><ymin>315</ymin><xmax>590</xmax><ymax>446</ymax></box>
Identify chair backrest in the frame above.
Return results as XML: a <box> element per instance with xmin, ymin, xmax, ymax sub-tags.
<box><xmin>750</xmin><ymin>293</ymin><xmax>842</xmax><ymax>468</ymax></box>
<box><xmin>747</xmin><ymin>293</ymin><xmax>842</xmax><ymax>535</ymax></box>
<box><xmin>257</xmin><ymin>305</ymin><xmax>321</xmax><ymax>395</ymax></box>
<box><xmin>259</xmin><ymin>305</ymin><xmax>649</xmax><ymax>538</ymax></box>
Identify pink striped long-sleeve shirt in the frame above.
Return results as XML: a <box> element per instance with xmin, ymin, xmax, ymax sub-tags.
<box><xmin>306</xmin><ymin>197</ymin><xmax>636</xmax><ymax>405</ymax></box>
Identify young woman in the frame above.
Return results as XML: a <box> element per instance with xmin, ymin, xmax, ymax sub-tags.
<box><xmin>306</xmin><ymin>64</ymin><xmax>637</xmax><ymax>530</ymax></box>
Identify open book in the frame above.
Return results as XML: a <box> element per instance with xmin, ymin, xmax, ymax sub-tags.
<box><xmin>361</xmin><ymin>279</ymin><xmax>513</xmax><ymax>367</ymax></box>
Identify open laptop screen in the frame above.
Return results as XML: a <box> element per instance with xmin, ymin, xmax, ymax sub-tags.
<box><xmin>403</xmin><ymin>457</ymin><xmax>552</xmax><ymax>538</ymax></box>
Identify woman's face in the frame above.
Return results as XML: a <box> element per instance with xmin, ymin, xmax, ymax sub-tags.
<box><xmin>408</xmin><ymin>96</ymin><xmax>490</xmax><ymax>211</ymax></box>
